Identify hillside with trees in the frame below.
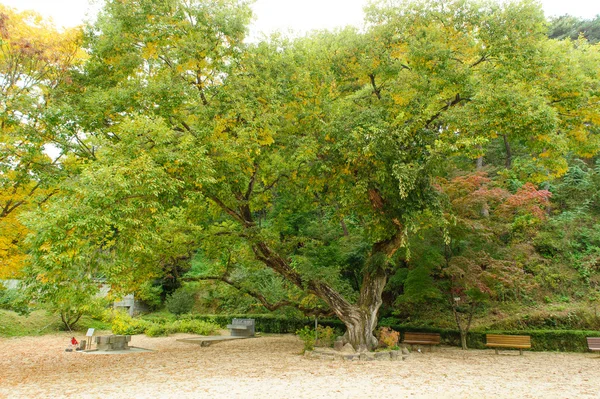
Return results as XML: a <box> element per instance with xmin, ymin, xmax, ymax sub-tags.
<box><xmin>548</xmin><ymin>14</ymin><xmax>600</xmax><ymax>43</ymax></box>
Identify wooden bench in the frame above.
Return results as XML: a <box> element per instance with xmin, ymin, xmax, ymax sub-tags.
<box><xmin>486</xmin><ymin>334</ymin><xmax>530</xmax><ymax>355</ymax></box>
<box><xmin>402</xmin><ymin>332</ymin><xmax>441</xmax><ymax>351</ymax></box>
<box><xmin>587</xmin><ymin>337</ymin><xmax>600</xmax><ymax>352</ymax></box>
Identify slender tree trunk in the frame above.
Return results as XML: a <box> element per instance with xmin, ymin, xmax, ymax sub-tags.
<box><xmin>452</xmin><ymin>306</ymin><xmax>465</xmax><ymax>350</ymax></box>
<box><xmin>481</xmin><ymin>203</ymin><xmax>489</xmax><ymax>218</ymax></box>
<box><xmin>502</xmin><ymin>134</ymin><xmax>512</xmax><ymax>169</ymax></box>
<box><xmin>475</xmin><ymin>147</ymin><xmax>489</xmax><ymax>217</ymax></box>
<box><xmin>60</xmin><ymin>310</ymin><xmax>82</xmax><ymax>331</ymax></box>
<box><xmin>452</xmin><ymin>302</ymin><xmax>475</xmax><ymax>350</ymax></box>
<box><xmin>460</xmin><ymin>329</ymin><xmax>468</xmax><ymax>350</ymax></box>
<box><xmin>340</xmin><ymin>218</ymin><xmax>349</xmax><ymax>236</ymax></box>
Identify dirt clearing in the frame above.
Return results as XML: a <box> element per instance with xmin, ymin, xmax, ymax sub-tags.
<box><xmin>0</xmin><ymin>333</ymin><xmax>599</xmax><ymax>398</ymax></box>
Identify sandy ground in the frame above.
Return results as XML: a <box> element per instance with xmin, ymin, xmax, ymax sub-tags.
<box><xmin>0</xmin><ymin>333</ymin><xmax>599</xmax><ymax>399</ymax></box>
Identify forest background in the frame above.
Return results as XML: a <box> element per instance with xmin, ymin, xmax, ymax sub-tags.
<box><xmin>1</xmin><ymin>0</ymin><xmax>600</xmax><ymax>351</ymax></box>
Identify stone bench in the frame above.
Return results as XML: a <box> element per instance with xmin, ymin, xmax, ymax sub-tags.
<box><xmin>95</xmin><ymin>335</ymin><xmax>131</xmax><ymax>351</ymax></box>
<box><xmin>226</xmin><ymin>318</ymin><xmax>255</xmax><ymax>337</ymax></box>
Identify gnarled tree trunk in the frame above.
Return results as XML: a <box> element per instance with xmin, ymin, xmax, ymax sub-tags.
<box><xmin>211</xmin><ymin>193</ymin><xmax>403</xmax><ymax>352</ymax></box>
<box><xmin>334</xmin><ymin>232</ymin><xmax>402</xmax><ymax>351</ymax></box>
<box><xmin>336</xmin><ymin>267</ymin><xmax>387</xmax><ymax>351</ymax></box>
<box><xmin>339</xmin><ymin>307</ymin><xmax>380</xmax><ymax>352</ymax></box>
<box><xmin>248</xmin><ymin>231</ymin><xmax>400</xmax><ymax>351</ymax></box>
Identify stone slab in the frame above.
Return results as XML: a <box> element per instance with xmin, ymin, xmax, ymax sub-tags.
<box><xmin>176</xmin><ymin>336</ymin><xmax>252</xmax><ymax>347</ymax></box>
<box><xmin>374</xmin><ymin>351</ymin><xmax>391</xmax><ymax>360</ymax></box>
<box><xmin>94</xmin><ymin>335</ymin><xmax>131</xmax><ymax>351</ymax></box>
<box><xmin>81</xmin><ymin>346</ymin><xmax>153</xmax><ymax>355</ymax></box>
<box><xmin>309</xmin><ymin>347</ymin><xmax>405</xmax><ymax>362</ymax></box>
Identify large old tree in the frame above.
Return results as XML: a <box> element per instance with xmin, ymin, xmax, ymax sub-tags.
<box><xmin>25</xmin><ymin>0</ymin><xmax>600</xmax><ymax>350</ymax></box>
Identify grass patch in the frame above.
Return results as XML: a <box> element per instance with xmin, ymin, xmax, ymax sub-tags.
<box><xmin>0</xmin><ymin>310</ymin><xmax>62</xmax><ymax>337</ymax></box>
<box><xmin>76</xmin><ymin>315</ymin><xmax>112</xmax><ymax>333</ymax></box>
<box><xmin>111</xmin><ymin>310</ymin><xmax>220</xmax><ymax>337</ymax></box>
<box><xmin>0</xmin><ymin>310</ymin><xmax>111</xmax><ymax>337</ymax></box>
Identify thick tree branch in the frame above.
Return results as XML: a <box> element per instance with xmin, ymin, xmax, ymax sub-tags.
<box><xmin>369</xmin><ymin>73</ymin><xmax>382</xmax><ymax>100</ymax></box>
<box><xmin>244</xmin><ymin>165</ymin><xmax>258</xmax><ymax>201</ymax></box>
<box><xmin>372</xmin><ymin>225</ymin><xmax>404</xmax><ymax>259</ymax></box>
<box><xmin>470</xmin><ymin>55</ymin><xmax>488</xmax><ymax>68</ymax></box>
<box><xmin>208</xmin><ymin>188</ymin><xmax>357</xmax><ymax>326</ymax></box>
<box><xmin>425</xmin><ymin>93</ymin><xmax>468</xmax><ymax>127</ymax></box>
<box><xmin>195</xmin><ymin>69</ymin><xmax>209</xmax><ymax>106</ymax></box>
<box><xmin>180</xmin><ymin>120</ymin><xmax>193</xmax><ymax>134</ymax></box>
<box><xmin>256</xmin><ymin>174</ymin><xmax>288</xmax><ymax>194</ymax></box>
<box><xmin>0</xmin><ymin>200</ymin><xmax>14</xmax><ymax>218</ymax></box>
<box><xmin>250</xmin><ymin>240</ymin><xmax>355</xmax><ymax>316</ymax></box>
<box><xmin>368</xmin><ymin>188</ymin><xmax>385</xmax><ymax>211</ymax></box>
<box><xmin>208</xmin><ymin>195</ymin><xmax>251</xmax><ymax>227</ymax></box>
<box><xmin>183</xmin><ymin>274</ymin><xmax>332</xmax><ymax>316</ymax></box>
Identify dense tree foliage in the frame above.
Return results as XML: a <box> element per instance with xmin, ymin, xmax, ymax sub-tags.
<box><xmin>0</xmin><ymin>5</ymin><xmax>84</xmax><ymax>278</ymax></box>
<box><xmin>4</xmin><ymin>0</ymin><xmax>600</xmax><ymax>349</ymax></box>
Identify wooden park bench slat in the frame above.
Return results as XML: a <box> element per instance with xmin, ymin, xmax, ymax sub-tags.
<box><xmin>587</xmin><ymin>337</ymin><xmax>600</xmax><ymax>352</ymax></box>
<box><xmin>402</xmin><ymin>332</ymin><xmax>441</xmax><ymax>351</ymax></box>
<box><xmin>486</xmin><ymin>334</ymin><xmax>531</xmax><ymax>355</ymax></box>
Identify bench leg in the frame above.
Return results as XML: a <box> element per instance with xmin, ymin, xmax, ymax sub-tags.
<box><xmin>495</xmin><ymin>348</ymin><xmax>499</xmax><ymax>355</ymax></box>
<box><xmin>519</xmin><ymin>349</ymin><xmax>523</xmax><ymax>356</ymax></box>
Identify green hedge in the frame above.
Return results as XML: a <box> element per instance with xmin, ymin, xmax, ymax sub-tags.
<box><xmin>144</xmin><ymin>319</ymin><xmax>220</xmax><ymax>337</ymax></box>
<box><xmin>467</xmin><ymin>329</ymin><xmax>600</xmax><ymax>352</ymax></box>
<box><xmin>378</xmin><ymin>319</ymin><xmax>600</xmax><ymax>352</ymax></box>
<box><xmin>139</xmin><ymin>313</ymin><xmax>600</xmax><ymax>352</ymax></box>
<box><xmin>112</xmin><ymin>311</ymin><xmax>220</xmax><ymax>337</ymax></box>
<box><xmin>186</xmin><ymin>314</ymin><xmax>345</xmax><ymax>333</ymax></box>
<box><xmin>140</xmin><ymin>313</ymin><xmax>345</xmax><ymax>334</ymax></box>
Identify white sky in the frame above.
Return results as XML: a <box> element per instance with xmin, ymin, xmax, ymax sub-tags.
<box><xmin>1</xmin><ymin>0</ymin><xmax>599</xmax><ymax>34</ymax></box>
